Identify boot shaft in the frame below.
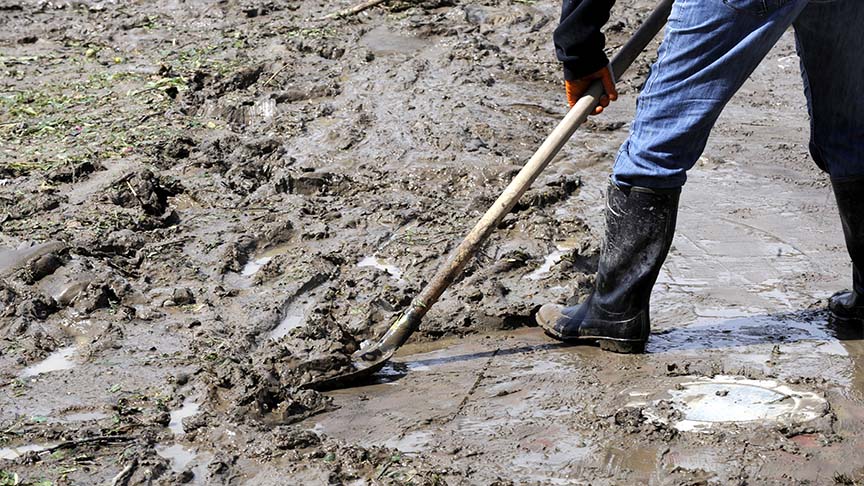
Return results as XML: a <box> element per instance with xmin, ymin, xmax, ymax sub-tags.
<box><xmin>831</xmin><ymin>177</ymin><xmax>864</xmax><ymax>294</ymax></box>
<box><xmin>594</xmin><ymin>183</ymin><xmax>680</xmax><ymax>312</ymax></box>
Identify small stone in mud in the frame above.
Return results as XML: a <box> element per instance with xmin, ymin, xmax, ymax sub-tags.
<box><xmin>666</xmin><ymin>362</ymin><xmax>691</xmax><ymax>376</ymax></box>
<box><xmin>272</xmin><ymin>428</ymin><xmax>321</xmax><ymax>450</ymax></box>
<box><xmin>74</xmin><ymin>283</ymin><xmax>118</xmax><ymax>313</ymax></box>
<box><xmin>151</xmin><ymin>411</ymin><xmax>171</xmax><ymax>426</ymax></box>
<box><xmin>490</xmin><ymin>250</ymin><xmax>531</xmax><ymax>273</ymax></box>
<box><xmin>102</xmin><ymin>229</ymin><xmax>147</xmax><ymax>256</ymax></box>
<box><xmin>716</xmin><ymin>390</ymin><xmax>730</xmax><ymax>397</ymax></box>
<box><xmin>614</xmin><ymin>407</ymin><xmax>645</xmax><ymax>429</ymax></box>
<box><xmin>105</xmin><ymin>169</ymin><xmax>182</xmax><ymax>216</ymax></box>
<box><xmin>465</xmin><ymin>138</ymin><xmax>487</xmax><ymax>152</ymax></box>
<box><xmin>46</xmin><ymin>159</ymin><xmax>101</xmax><ymax>183</ymax></box>
<box><xmin>24</xmin><ymin>253</ymin><xmax>62</xmax><ymax>284</ymax></box>
<box><xmin>162</xmin><ymin>136</ymin><xmax>195</xmax><ymax>160</ymax></box>
<box><xmin>173</xmin><ymin>288</ymin><xmax>195</xmax><ymax>305</ymax></box>
<box><xmin>18</xmin><ymin>295</ymin><xmax>57</xmax><ymax>320</ymax></box>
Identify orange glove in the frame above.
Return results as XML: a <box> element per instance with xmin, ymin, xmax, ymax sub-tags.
<box><xmin>565</xmin><ymin>64</ymin><xmax>618</xmax><ymax>114</ymax></box>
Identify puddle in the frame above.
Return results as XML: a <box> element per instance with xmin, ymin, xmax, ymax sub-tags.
<box><xmin>0</xmin><ymin>443</ymin><xmax>55</xmax><ymax>460</ymax></box>
<box><xmin>357</xmin><ymin>255</ymin><xmax>405</xmax><ymax>283</ymax></box>
<box><xmin>374</xmin><ymin>359</ymin><xmax>433</xmax><ymax>384</ymax></box>
<box><xmin>231</xmin><ymin>244</ymin><xmax>291</xmax><ymax>285</ymax></box>
<box><xmin>20</xmin><ymin>346</ymin><xmax>77</xmax><ymax>378</ymax></box>
<box><xmin>269</xmin><ymin>299</ymin><xmax>316</xmax><ymax>340</ymax></box>
<box><xmin>648</xmin><ymin>314</ymin><xmax>845</xmax><ymax>355</ymax></box>
<box><xmin>525</xmin><ymin>245</ymin><xmax>573</xmax><ymax>280</ymax></box>
<box><xmin>241</xmin><ymin>256</ymin><xmax>272</xmax><ymax>277</ymax></box>
<box><xmin>601</xmin><ymin>446</ymin><xmax>658</xmax><ymax>479</ymax></box>
<box><xmin>156</xmin><ymin>443</ymin><xmax>198</xmax><ymax>472</ymax></box>
<box><xmin>58</xmin><ymin>318</ymin><xmax>107</xmax><ymax>345</ymax></box>
<box><xmin>639</xmin><ymin>376</ymin><xmax>828</xmax><ymax>433</ymax></box>
<box><xmin>168</xmin><ymin>398</ymin><xmax>201</xmax><ymax>435</ymax></box>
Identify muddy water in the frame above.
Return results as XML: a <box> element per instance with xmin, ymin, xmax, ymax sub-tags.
<box><xmin>167</xmin><ymin>398</ymin><xmax>200</xmax><ymax>436</ymax></box>
<box><xmin>20</xmin><ymin>346</ymin><xmax>77</xmax><ymax>377</ymax></box>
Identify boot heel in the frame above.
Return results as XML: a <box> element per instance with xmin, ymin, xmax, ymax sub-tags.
<box><xmin>599</xmin><ymin>339</ymin><xmax>646</xmax><ymax>354</ymax></box>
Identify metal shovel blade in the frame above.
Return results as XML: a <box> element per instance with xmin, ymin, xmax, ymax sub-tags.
<box><xmin>300</xmin><ymin>344</ymin><xmax>397</xmax><ymax>391</ymax></box>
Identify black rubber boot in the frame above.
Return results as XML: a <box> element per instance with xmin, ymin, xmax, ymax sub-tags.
<box><xmin>828</xmin><ymin>177</ymin><xmax>864</xmax><ymax>322</ymax></box>
<box><xmin>536</xmin><ymin>182</ymin><xmax>680</xmax><ymax>353</ymax></box>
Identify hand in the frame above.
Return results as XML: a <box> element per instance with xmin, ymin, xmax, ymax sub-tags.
<box><xmin>565</xmin><ymin>65</ymin><xmax>618</xmax><ymax>114</ymax></box>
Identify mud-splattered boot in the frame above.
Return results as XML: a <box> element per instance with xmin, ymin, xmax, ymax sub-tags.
<box><xmin>828</xmin><ymin>177</ymin><xmax>864</xmax><ymax>322</ymax></box>
<box><xmin>535</xmin><ymin>182</ymin><xmax>680</xmax><ymax>353</ymax></box>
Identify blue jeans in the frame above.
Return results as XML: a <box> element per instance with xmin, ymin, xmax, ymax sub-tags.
<box><xmin>612</xmin><ymin>0</ymin><xmax>864</xmax><ymax>189</ymax></box>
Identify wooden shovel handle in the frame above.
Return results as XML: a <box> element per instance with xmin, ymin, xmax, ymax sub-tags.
<box><xmin>368</xmin><ymin>0</ymin><xmax>675</xmax><ymax>355</ymax></box>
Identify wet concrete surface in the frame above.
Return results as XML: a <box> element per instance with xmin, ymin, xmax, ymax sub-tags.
<box><xmin>313</xmin><ymin>316</ymin><xmax>864</xmax><ymax>483</ymax></box>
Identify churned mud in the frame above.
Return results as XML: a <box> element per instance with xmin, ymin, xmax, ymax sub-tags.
<box><xmin>1</xmin><ymin>0</ymin><xmax>863</xmax><ymax>484</ymax></box>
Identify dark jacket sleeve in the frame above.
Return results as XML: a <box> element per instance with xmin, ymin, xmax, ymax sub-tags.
<box><xmin>553</xmin><ymin>0</ymin><xmax>616</xmax><ymax>80</ymax></box>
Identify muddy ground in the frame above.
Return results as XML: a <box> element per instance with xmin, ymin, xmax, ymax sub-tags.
<box><xmin>1</xmin><ymin>0</ymin><xmax>863</xmax><ymax>484</ymax></box>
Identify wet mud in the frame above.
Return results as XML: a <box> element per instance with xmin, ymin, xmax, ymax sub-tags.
<box><xmin>1</xmin><ymin>0</ymin><xmax>863</xmax><ymax>484</ymax></box>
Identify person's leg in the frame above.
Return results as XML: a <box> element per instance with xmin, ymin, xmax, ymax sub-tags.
<box><xmin>538</xmin><ymin>0</ymin><xmax>809</xmax><ymax>351</ymax></box>
<box><xmin>613</xmin><ymin>0</ymin><xmax>809</xmax><ymax>189</ymax></box>
<box><xmin>829</xmin><ymin>178</ymin><xmax>864</xmax><ymax>321</ymax></box>
<box><xmin>793</xmin><ymin>0</ymin><xmax>864</xmax><ymax>320</ymax></box>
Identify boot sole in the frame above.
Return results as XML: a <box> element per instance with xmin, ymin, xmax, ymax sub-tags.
<box><xmin>539</xmin><ymin>325</ymin><xmax>646</xmax><ymax>354</ymax></box>
<box><xmin>828</xmin><ymin>309</ymin><xmax>864</xmax><ymax>323</ymax></box>
<box><xmin>598</xmin><ymin>339</ymin><xmax>646</xmax><ymax>354</ymax></box>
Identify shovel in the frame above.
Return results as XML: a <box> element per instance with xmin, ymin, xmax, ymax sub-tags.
<box><xmin>306</xmin><ymin>0</ymin><xmax>675</xmax><ymax>391</ymax></box>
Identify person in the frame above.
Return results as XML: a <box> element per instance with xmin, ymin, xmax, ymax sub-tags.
<box><xmin>535</xmin><ymin>0</ymin><xmax>864</xmax><ymax>353</ymax></box>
